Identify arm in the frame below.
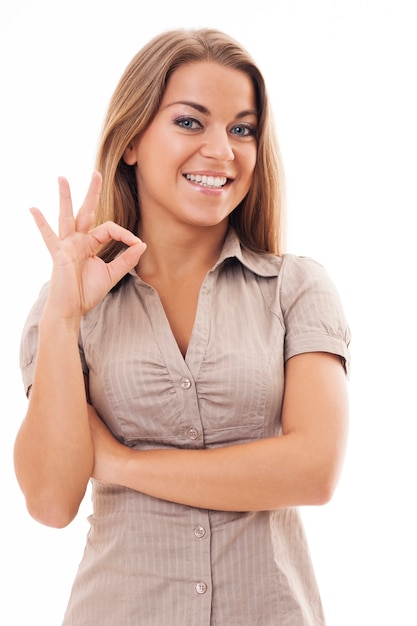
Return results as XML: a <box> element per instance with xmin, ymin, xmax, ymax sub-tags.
<box><xmin>90</xmin><ymin>351</ymin><xmax>349</xmax><ymax>511</ymax></box>
<box><xmin>14</xmin><ymin>316</ymin><xmax>93</xmax><ymax>528</ymax></box>
<box><xmin>14</xmin><ymin>172</ymin><xmax>146</xmax><ymax>528</ymax></box>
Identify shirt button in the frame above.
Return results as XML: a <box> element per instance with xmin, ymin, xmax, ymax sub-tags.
<box><xmin>195</xmin><ymin>582</ymin><xmax>207</xmax><ymax>594</ymax></box>
<box><xmin>180</xmin><ymin>377</ymin><xmax>192</xmax><ymax>390</ymax></box>
<box><xmin>194</xmin><ymin>525</ymin><xmax>206</xmax><ymax>539</ymax></box>
<box><xmin>187</xmin><ymin>426</ymin><xmax>199</xmax><ymax>440</ymax></box>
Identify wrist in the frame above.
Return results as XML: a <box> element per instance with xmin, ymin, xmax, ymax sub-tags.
<box><xmin>112</xmin><ymin>444</ymin><xmax>137</xmax><ymax>486</ymax></box>
<box><xmin>39</xmin><ymin>307</ymin><xmax>82</xmax><ymax>337</ymax></box>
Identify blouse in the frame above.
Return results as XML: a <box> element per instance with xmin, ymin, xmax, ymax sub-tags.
<box><xmin>20</xmin><ymin>229</ymin><xmax>351</xmax><ymax>625</ymax></box>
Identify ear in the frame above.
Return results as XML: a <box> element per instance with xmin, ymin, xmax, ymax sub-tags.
<box><xmin>123</xmin><ymin>140</ymin><xmax>138</xmax><ymax>165</ymax></box>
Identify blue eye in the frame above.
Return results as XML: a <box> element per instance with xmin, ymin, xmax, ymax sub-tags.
<box><xmin>230</xmin><ymin>124</ymin><xmax>255</xmax><ymax>137</ymax></box>
<box><xmin>175</xmin><ymin>117</ymin><xmax>202</xmax><ymax>130</ymax></box>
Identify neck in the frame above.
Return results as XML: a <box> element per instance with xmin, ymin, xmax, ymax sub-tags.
<box><xmin>136</xmin><ymin>222</ymin><xmax>228</xmax><ymax>282</ymax></box>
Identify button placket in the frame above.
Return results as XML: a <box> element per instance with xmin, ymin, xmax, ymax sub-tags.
<box><xmin>177</xmin><ymin>374</ymin><xmax>202</xmax><ymax>442</ymax></box>
<box><xmin>188</xmin><ymin>509</ymin><xmax>212</xmax><ymax>612</ymax></box>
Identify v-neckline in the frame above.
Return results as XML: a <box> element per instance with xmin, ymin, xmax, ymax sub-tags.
<box><xmin>136</xmin><ymin>271</ymin><xmax>213</xmax><ymax>377</ymax></box>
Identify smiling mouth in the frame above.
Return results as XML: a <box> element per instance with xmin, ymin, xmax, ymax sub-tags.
<box><xmin>184</xmin><ymin>174</ymin><xmax>228</xmax><ymax>189</ymax></box>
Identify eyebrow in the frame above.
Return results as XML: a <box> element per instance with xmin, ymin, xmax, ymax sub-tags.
<box><xmin>164</xmin><ymin>100</ymin><xmax>258</xmax><ymax>118</ymax></box>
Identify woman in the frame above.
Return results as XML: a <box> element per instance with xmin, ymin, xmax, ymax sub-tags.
<box><xmin>14</xmin><ymin>28</ymin><xmax>350</xmax><ymax>625</ymax></box>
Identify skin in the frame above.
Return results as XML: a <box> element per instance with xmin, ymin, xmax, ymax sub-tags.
<box><xmin>14</xmin><ymin>62</ymin><xmax>349</xmax><ymax>527</ymax></box>
<box><xmin>14</xmin><ymin>173</ymin><xmax>147</xmax><ymax>527</ymax></box>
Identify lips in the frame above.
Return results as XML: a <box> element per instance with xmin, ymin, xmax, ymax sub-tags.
<box><xmin>184</xmin><ymin>173</ymin><xmax>228</xmax><ymax>189</ymax></box>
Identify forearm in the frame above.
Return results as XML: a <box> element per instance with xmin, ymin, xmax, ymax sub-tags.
<box><xmin>101</xmin><ymin>434</ymin><xmax>344</xmax><ymax>512</ymax></box>
<box><xmin>14</xmin><ymin>312</ymin><xmax>93</xmax><ymax>527</ymax></box>
<box><xmin>91</xmin><ymin>353</ymin><xmax>348</xmax><ymax>512</ymax></box>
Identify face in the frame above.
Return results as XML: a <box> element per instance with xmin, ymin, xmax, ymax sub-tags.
<box><xmin>123</xmin><ymin>61</ymin><xmax>258</xmax><ymax>233</ymax></box>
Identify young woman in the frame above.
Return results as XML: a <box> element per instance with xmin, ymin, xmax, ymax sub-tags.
<box><xmin>14</xmin><ymin>28</ymin><xmax>350</xmax><ymax>625</ymax></box>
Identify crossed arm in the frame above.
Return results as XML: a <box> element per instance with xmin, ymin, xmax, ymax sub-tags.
<box><xmin>88</xmin><ymin>351</ymin><xmax>349</xmax><ymax>513</ymax></box>
<box><xmin>15</xmin><ymin>337</ymin><xmax>348</xmax><ymax>528</ymax></box>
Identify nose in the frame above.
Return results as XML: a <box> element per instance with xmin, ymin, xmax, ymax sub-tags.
<box><xmin>200</xmin><ymin>127</ymin><xmax>234</xmax><ymax>161</ymax></box>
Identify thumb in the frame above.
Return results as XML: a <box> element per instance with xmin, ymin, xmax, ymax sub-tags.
<box><xmin>105</xmin><ymin>240</ymin><xmax>147</xmax><ymax>287</ymax></box>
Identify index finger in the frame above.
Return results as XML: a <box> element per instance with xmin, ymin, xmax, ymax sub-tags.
<box><xmin>75</xmin><ymin>171</ymin><xmax>102</xmax><ymax>234</ymax></box>
<box><xmin>58</xmin><ymin>176</ymin><xmax>75</xmax><ymax>240</ymax></box>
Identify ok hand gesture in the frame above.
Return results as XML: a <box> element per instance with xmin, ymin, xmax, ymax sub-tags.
<box><xmin>30</xmin><ymin>171</ymin><xmax>146</xmax><ymax>321</ymax></box>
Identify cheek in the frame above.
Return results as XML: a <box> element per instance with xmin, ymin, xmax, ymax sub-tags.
<box><xmin>244</xmin><ymin>144</ymin><xmax>257</xmax><ymax>172</ymax></box>
<box><xmin>242</xmin><ymin>147</ymin><xmax>257</xmax><ymax>184</ymax></box>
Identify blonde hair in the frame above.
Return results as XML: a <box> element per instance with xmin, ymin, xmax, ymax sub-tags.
<box><xmin>95</xmin><ymin>28</ymin><xmax>286</xmax><ymax>259</ymax></box>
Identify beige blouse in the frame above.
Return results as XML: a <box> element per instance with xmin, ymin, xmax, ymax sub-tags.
<box><xmin>20</xmin><ymin>229</ymin><xmax>351</xmax><ymax>625</ymax></box>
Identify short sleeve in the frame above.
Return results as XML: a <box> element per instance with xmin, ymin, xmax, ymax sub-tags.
<box><xmin>19</xmin><ymin>282</ymin><xmax>88</xmax><ymax>396</ymax></box>
<box><xmin>280</xmin><ymin>254</ymin><xmax>351</xmax><ymax>376</ymax></box>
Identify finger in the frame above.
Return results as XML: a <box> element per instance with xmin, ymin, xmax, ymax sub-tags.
<box><xmin>88</xmin><ymin>221</ymin><xmax>146</xmax><ymax>284</ymax></box>
<box><xmin>58</xmin><ymin>176</ymin><xmax>75</xmax><ymax>240</ymax></box>
<box><xmin>75</xmin><ymin>170</ymin><xmax>102</xmax><ymax>234</ymax></box>
<box><xmin>89</xmin><ymin>220</ymin><xmax>144</xmax><ymax>248</ymax></box>
<box><xmin>105</xmin><ymin>241</ymin><xmax>147</xmax><ymax>287</ymax></box>
<box><xmin>30</xmin><ymin>207</ymin><xmax>61</xmax><ymax>258</ymax></box>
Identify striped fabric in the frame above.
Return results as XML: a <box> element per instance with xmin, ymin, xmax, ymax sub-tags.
<box><xmin>20</xmin><ymin>229</ymin><xmax>350</xmax><ymax>625</ymax></box>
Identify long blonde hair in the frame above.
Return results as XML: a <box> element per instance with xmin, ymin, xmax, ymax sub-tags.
<box><xmin>95</xmin><ymin>28</ymin><xmax>286</xmax><ymax>259</ymax></box>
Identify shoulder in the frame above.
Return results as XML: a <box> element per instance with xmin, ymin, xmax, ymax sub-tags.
<box><xmin>238</xmin><ymin>247</ymin><xmax>337</xmax><ymax>300</ymax></box>
<box><xmin>237</xmin><ymin>241</ymin><xmax>328</xmax><ymax>285</ymax></box>
<box><xmin>277</xmin><ymin>253</ymin><xmax>343</xmax><ymax>304</ymax></box>
<box><xmin>278</xmin><ymin>252</ymin><xmax>348</xmax><ymax>316</ymax></box>
<box><xmin>280</xmin><ymin>253</ymin><xmax>331</xmax><ymax>281</ymax></box>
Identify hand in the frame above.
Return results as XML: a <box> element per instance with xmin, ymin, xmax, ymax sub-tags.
<box><xmin>30</xmin><ymin>171</ymin><xmax>146</xmax><ymax>320</ymax></box>
<box><xmin>88</xmin><ymin>404</ymin><xmax>130</xmax><ymax>484</ymax></box>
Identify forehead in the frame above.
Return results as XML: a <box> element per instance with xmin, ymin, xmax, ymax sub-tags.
<box><xmin>161</xmin><ymin>61</ymin><xmax>257</xmax><ymax>112</ymax></box>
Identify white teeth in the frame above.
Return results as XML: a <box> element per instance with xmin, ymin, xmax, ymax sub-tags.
<box><xmin>185</xmin><ymin>174</ymin><xmax>227</xmax><ymax>188</ymax></box>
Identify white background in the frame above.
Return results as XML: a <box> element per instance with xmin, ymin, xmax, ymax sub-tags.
<box><xmin>1</xmin><ymin>1</ymin><xmax>416</xmax><ymax>624</ymax></box>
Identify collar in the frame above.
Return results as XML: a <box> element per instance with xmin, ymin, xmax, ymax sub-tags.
<box><xmin>127</xmin><ymin>228</ymin><xmax>282</xmax><ymax>280</ymax></box>
<box><xmin>213</xmin><ymin>228</ymin><xmax>282</xmax><ymax>278</ymax></box>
